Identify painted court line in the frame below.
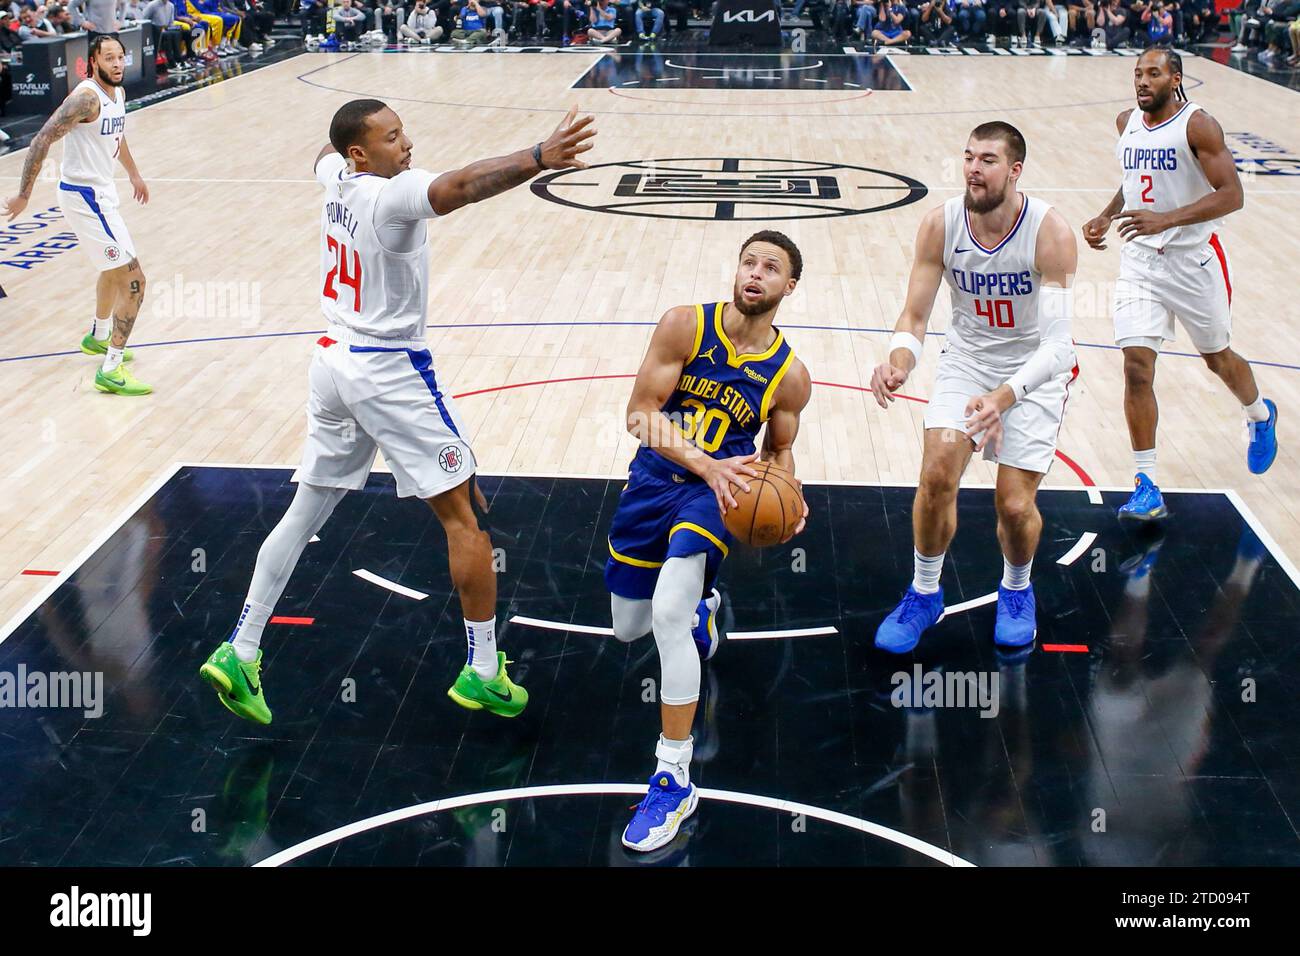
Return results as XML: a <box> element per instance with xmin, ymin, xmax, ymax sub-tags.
<box><xmin>1057</xmin><ymin>531</ymin><xmax>1098</xmax><ymax>566</ymax></box>
<box><xmin>944</xmin><ymin>592</ymin><xmax>998</xmax><ymax>616</ymax></box>
<box><xmin>727</xmin><ymin>626</ymin><xmax>838</xmax><ymax>640</ymax></box>
<box><xmin>510</xmin><ymin>615</ymin><xmax>837</xmax><ymax>641</ymax></box>
<box><xmin>352</xmin><ymin>569</ymin><xmax>428</xmax><ymax>601</ymax></box>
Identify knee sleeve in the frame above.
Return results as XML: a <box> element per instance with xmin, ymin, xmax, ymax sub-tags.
<box><xmin>611</xmin><ymin>594</ymin><xmax>653</xmax><ymax>643</ymax></box>
<box><xmin>651</xmin><ymin>554</ymin><xmax>705</xmax><ymax>706</ymax></box>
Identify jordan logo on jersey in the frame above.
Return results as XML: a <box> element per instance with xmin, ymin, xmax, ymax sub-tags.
<box><xmin>697</xmin><ymin>345</ymin><xmax>718</xmax><ymax>364</ymax></box>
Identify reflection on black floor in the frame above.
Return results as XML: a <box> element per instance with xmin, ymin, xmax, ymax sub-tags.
<box><xmin>572</xmin><ymin>51</ymin><xmax>909</xmax><ymax>90</ymax></box>
<box><xmin>2</xmin><ymin>467</ymin><xmax>1298</xmax><ymax>866</ymax></box>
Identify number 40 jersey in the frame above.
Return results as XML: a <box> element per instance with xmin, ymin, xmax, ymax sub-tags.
<box><xmin>940</xmin><ymin>192</ymin><xmax>1051</xmax><ymax>379</ymax></box>
<box><xmin>315</xmin><ymin>152</ymin><xmax>441</xmax><ymax>345</ymax></box>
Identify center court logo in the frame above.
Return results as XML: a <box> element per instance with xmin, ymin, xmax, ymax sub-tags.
<box><xmin>533</xmin><ymin>158</ymin><xmax>927</xmax><ymax>222</ymax></box>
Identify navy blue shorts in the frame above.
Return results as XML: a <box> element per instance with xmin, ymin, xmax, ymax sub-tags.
<box><xmin>604</xmin><ymin>462</ymin><xmax>731</xmax><ymax>601</ymax></box>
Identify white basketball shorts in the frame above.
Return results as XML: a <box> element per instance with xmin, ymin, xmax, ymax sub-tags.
<box><xmin>58</xmin><ymin>182</ymin><xmax>136</xmax><ymax>272</ymax></box>
<box><xmin>293</xmin><ymin>335</ymin><xmax>477</xmax><ymax>499</ymax></box>
<box><xmin>1113</xmin><ymin>235</ymin><xmax>1233</xmax><ymax>354</ymax></box>
<box><xmin>923</xmin><ymin>352</ymin><xmax>1077</xmax><ymax>475</ymax></box>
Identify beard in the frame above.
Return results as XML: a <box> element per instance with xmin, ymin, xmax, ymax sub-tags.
<box><xmin>963</xmin><ymin>180</ymin><xmax>1008</xmax><ymax>215</ymax></box>
<box><xmin>1137</xmin><ymin>87</ymin><xmax>1172</xmax><ymax>113</ymax></box>
<box><xmin>96</xmin><ymin>65</ymin><xmax>122</xmax><ymax>87</ymax></box>
<box><xmin>733</xmin><ymin>283</ymin><xmax>782</xmax><ymax>317</ymax></box>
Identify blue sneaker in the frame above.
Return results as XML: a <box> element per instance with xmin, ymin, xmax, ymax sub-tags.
<box><xmin>622</xmin><ymin>772</ymin><xmax>698</xmax><ymax>853</ymax></box>
<box><xmin>1247</xmin><ymin>399</ymin><xmax>1278</xmax><ymax>475</ymax></box>
<box><xmin>994</xmin><ymin>584</ymin><xmax>1037</xmax><ymax>648</ymax></box>
<box><xmin>1117</xmin><ymin>472</ymin><xmax>1167</xmax><ymax>521</ymax></box>
<box><xmin>874</xmin><ymin>586</ymin><xmax>945</xmax><ymax>654</ymax></box>
<box><xmin>691</xmin><ymin>588</ymin><xmax>722</xmax><ymax>661</ymax></box>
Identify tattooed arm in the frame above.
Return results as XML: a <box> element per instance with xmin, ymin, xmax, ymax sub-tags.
<box><xmin>3</xmin><ymin>88</ymin><xmax>101</xmax><ymax>221</ymax></box>
<box><xmin>425</xmin><ymin>105</ymin><xmax>595</xmax><ymax>217</ymax></box>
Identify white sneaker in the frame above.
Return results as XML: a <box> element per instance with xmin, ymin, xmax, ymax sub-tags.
<box><xmin>1230</xmin><ymin>42</ymin><xmax>1247</xmax><ymax>51</ymax></box>
<box><xmin>249</xmin><ymin>42</ymin><xmax>263</xmax><ymax>51</ymax></box>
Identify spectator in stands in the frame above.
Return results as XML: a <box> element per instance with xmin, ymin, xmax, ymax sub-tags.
<box><xmin>1037</xmin><ymin>0</ymin><xmax>1066</xmax><ymax>41</ymax></box>
<box><xmin>1259</xmin><ymin>0</ymin><xmax>1300</xmax><ymax>61</ymax></box>
<box><xmin>1066</xmin><ymin>0</ymin><xmax>1092</xmax><ymax>40</ymax></box>
<box><xmin>67</xmin><ymin>0</ymin><xmax>120</xmax><ymax>31</ymax></box>
<box><xmin>1096</xmin><ymin>0</ymin><xmax>1130</xmax><ymax>46</ymax></box>
<box><xmin>662</xmin><ymin>0</ymin><xmax>687</xmax><ymax>32</ymax></box>
<box><xmin>333</xmin><ymin>0</ymin><xmax>366</xmax><ymax>40</ymax></box>
<box><xmin>452</xmin><ymin>0</ymin><xmax>489</xmax><ymax>41</ymax></box>
<box><xmin>988</xmin><ymin>0</ymin><xmax>1023</xmax><ymax>43</ymax></box>
<box><xmin>955</xmin><ymin>0</ymin><xmax>988</xmax><ymax>38</ymax></box>
<box><xmin>1229</xmin><ymin>0</ymin><xmax>1261</xmax><ymax>50</ymax></box>
<box><xmin>634</xmin><ymin>0</ymin><xmax>661</xmax><ymax>38</ymax></box>
<box><xmin>400</xmin><ymin>0</ymin><xmax>442</xmax><ymax>37</ymax></box>
<box><xmin>300</xmin><ymin>0</ymin><xmax>327</xmax><ymax>35</ymax></box>
<box><xmin>511</xmin><ymin>0</ymin><xmax>554</xmax><ymax>37</ymax></box>
<box><xmin>1290</xmin><ymin>7</ymin><xmax>1300</xmax><ymax>62</ymax></box>
<box><xmin>850</xmin><ymin>0</ymin><xmax>876</xmax><ymax>38</ymax></box>
<box><xmin>143</xmin><ymin>0</ymin><xmax>186</xmax><ymax>67</ymax></box>
<box><xmin>1182</xmin><ymin>0</ymin><xmax>1215</xmax><ymax>42</ymax></box>
<box><xmin>121</xmin><ymin>0</ymin><xmax>146</xmax><ymax>21</ymax></box>
<box><xmin>1140</xmin><ymin>0</ymin><xmax>1172</xmax><ymax>42</ymax></box>
<box><xmin>47</xmin><ymin>2</ymin><xmax>77</xmax><ymax>28</ymax></box>
<box><xmin>18</xmin><ymin>5</ymin><xmax>56</xmax><ymax>34</ymax></box>
<box><xmin>229</xmin><ymin>0</ymin><xmax>272</xmax><ymax>47</ymax></box>
<box><xmin>873</xmin><ymin>1</ymin><xmax>912</xmax><ymax>40</ymax></box>
<box><xmin>558</xmin><ymin>0</ymin><xmax>585</xmax><ymax>39</ymax></box>
<box><xmin>587</xmin><ymin>0</ymin><xmax>620</xmax><ymax>39</ymax></box>
<box><xmin>916</xmin><ymin>0</ymin><xmax>957</xmax><ymax>42</ymax></box>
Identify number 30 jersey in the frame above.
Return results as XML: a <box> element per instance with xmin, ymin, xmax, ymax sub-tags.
<box><xmin>940</xmin><ymin>192</ymin><xmax>1050</xmax><ymax>378</ymax></box>
<box><xmin>314</xmin><ymin>152</ymin><xmax>441</xmax><ymax>344</ymax></box>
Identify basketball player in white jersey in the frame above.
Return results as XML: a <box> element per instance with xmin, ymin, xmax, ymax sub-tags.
<box><xmin>198</xmin><ymin>98</ymin><xmax>596</xmax><ymax>725</ymax></box>
<box><xmin>2</xmin><ymin>35</ymin><xmax>152</xmax><ymax>396</ymax></box>
<box><xmin>870</xmin><ymin>122</ymin><xmax>1078</xmax><ymax>654</ymax></box>
<box><xmin>1084</xmin><ymin>48</ymin><xmax>1278</xmax><ymax>521</ymax></box>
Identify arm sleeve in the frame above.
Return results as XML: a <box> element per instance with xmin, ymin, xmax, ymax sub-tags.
<box><xmin>314</xmin><ymin>152</ymin><xmax>347</xmax><ymax>188</ymax></box>
<box><xmin>375</xmin><ymin>168</ymin><xmax>440</xmax><ymax>224</ymax></box>
<box><xmin>1005</xmin><ymin>286</ymin><xmax>1075</xmax><ymax>402</ymax></box>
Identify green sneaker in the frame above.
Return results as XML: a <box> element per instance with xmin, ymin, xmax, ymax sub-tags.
<box><xmin>80</xmin><ymin>334</ymin><xmax>134</xmax><ymax>363</ymax></box>
<box><xmin>94</xmin><ymin>364</ymin><xmax>152</xmax><ymax>396</ymax></box>
<box><xmin>199</xmin><ymin>643</ymin><xmax>273</xmax><ymax>725</ymax></box>
<box><xmin>447</xmin><ymin>651</ymin><xmax>528</xmax><ymax>718</ymax></box>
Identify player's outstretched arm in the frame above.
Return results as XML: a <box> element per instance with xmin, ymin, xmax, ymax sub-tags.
<box><xmin>426</xmin><ymin>105</ymin><xmax>595</xmax><ymax>216</ymax></box>
<box><xmin>869</xmin><ymin>205</ymin><xmax>945</xmax><ymax>409</ymax></box>
<box><xmin>761</xmin><ymin>358</ymin><xmax>813</xmax><ymax>539</ymax></box>
<box><xmin>1114</xmin><ymin>111</ymin><xmax>1243</xmax><ymax>240</ymax></box>
<box><xmin>3</xmin><ymin>88</ymin><xmax>100</xmax><ymax>221</ymax></box>
<box><xmin>626</xmin><ymin>307</ymin><xmax>760</xmax><ymax>514</ymax></box>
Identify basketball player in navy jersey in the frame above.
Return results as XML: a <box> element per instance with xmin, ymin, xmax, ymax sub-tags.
<box><xmin>608</xmin><ymin>231</ymin><xmax>812</xmax><ymax>852</ymax></box>
<box><xmin>1083</xmin><ymin>48</ymin><xmax>1278</xmax><ymax>522</ymax></box>
<box><xmin>871</xmin><ymin>122</ymin><xmax>1078</xmax><ymax>655</ymax></box>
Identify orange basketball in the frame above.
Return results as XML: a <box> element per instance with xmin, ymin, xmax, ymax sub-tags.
<box><xmin>722</xmin><ymin>462</ymin><xmax>804</xmax><ymax>548</ymax></box>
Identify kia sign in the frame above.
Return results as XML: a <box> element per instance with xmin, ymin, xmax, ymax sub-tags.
<box><xmin>710</xmin><ymin>0</ymin><xmax>782</xmax><ymax>46</ymax></box>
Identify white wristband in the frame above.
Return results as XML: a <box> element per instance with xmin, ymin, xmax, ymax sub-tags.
<box><xmin>889</xmin><ymin>331</ymin><xmax>924</xmax><ymax>367</ymax></box>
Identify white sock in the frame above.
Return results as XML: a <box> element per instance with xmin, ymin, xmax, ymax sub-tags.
<box><xmin>92</xmin><ymin>316</ymin><xmax>111</xmax><ymax>340</ymax></box>
<box><xmin>466</xmin><ymin>616</ymin><xmax>498</xmax><ymax>679</ymax></box>
<box><xmin>1134</xmin><ymin>448</ymin><xmax>1157</xmax><ymax>484</ymax></box>
<box><xmin>230</xmin><ymin>600</ymin><xmax>272</xmax><ymax>662</ymax></box>
<box><xmin>1001</xmin><ymin>557</ymin><xmax>1032</xmax><ymax>590</ymax></box>
<box><xmin>1244</xmin><ymin>394</ymin><xmax>1269</xmax><ymax>423</ymax></box>
<box><xmin>101</xmin><ymin>346</ymin><xmax>125</xmax><ymax>374</ymax></box>
<box><xmin>1124</xmin><ymin>572</ymin><xmax>1151</xmax><ymax>599</ymax></box>
<box><xmin>654</xmin><ymin>734</ymin><xmax>693</xmax><ymax>787</ymax></box>
<box><xmin>912</xmin><ymin>549</ymin><xmax>944</xmax><ymax>594</ymax></box>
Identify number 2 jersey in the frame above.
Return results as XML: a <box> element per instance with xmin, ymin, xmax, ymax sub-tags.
<box><xmin>314</xmin><ymin>152</ymin><xmax>441</xmax><ymax>345</ymax></box>
<box><xmin>940</xmin><ymin>192</ymin><xmax>1050</xmax><ymax>378</ymax></box>
<box><xmin>632</xmin><ymin>302</ymin><xmax>796</xmax><ymax>481</ymax></box>
<box><xmin>1116</xmin><ymin>101</ymin><xmax>1220</xmax><ymax>254</ymax></box>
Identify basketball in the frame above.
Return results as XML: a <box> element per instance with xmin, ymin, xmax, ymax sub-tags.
<box><xmin>723</xmin><ymin>462</ymin><xmax>804</xmax><ymax>548</ymax></box>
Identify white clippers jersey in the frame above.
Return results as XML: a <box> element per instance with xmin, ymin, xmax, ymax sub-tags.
<box><xmin>315</xmin><ymin>153</ymin><xmax>440</xmax><ymax>343</ymax></box>
<box><xmin>60</xmin><ymin>80</ymin><xmax>125</xmax><ymax>201</ymax></box>
<box><xmin>940</xmin><ymin>193</ymin><xmax>1049</xmax><ymax>376</ymax></box>
<box><xmin>1116</xmin><ymin>102</ymin><xmax>1220</xmax><ymax>253</ymax></box>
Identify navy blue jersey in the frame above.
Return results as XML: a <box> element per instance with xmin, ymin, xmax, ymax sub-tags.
<box><xmin>632</xmin><ymin>301</ymin><xmax>796</xmax><ymax>480</ymax></box>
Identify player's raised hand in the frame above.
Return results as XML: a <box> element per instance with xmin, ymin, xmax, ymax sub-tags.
<box><xmin>870</xmin><ymin>362</ymin><xmax>908</xmax><ymax>409</ymax></box>
<box><xmin>1113</xmin><ymin>208</ymin><xmax>1171</xmax><ymax>240</ymax></box>
<box><xmin>3</xmin><ymin>194</ymin><xmax>28</xmax><ymax>222</ymax></box>
<box><xmin>704</xmin><ymin>452</ymin><xmax>761</xmax><ymax>515</ymax></box>
<box><xmin>1082</xmin><ymin>213</ymin><xmax>1112</xmax><ymax>250</ymax></box>
<box><xmin>539</xmin><ymin>105</ymin><xmax>596</xmax><ymax>170</ymax></box>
